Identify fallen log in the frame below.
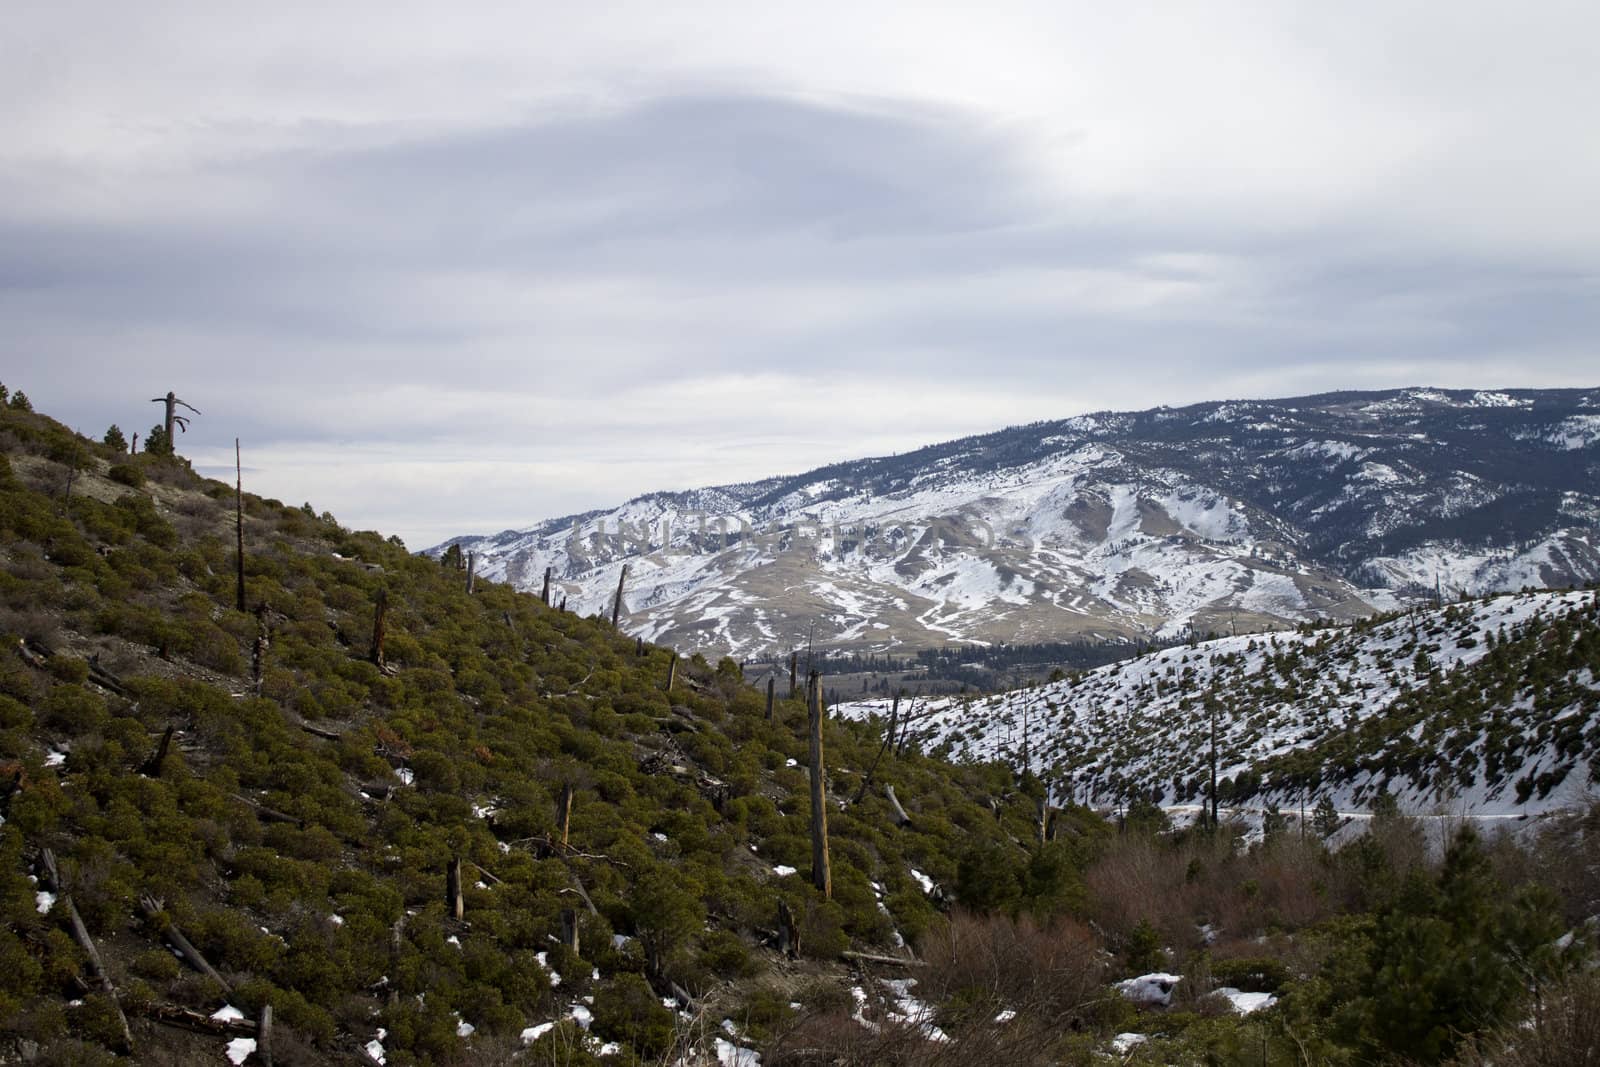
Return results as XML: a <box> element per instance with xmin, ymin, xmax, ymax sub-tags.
<box><xmin>141</xmin><ymin>895</ymin><xmax>232</xmax><ymax>992</ymax></box>
<box><xmin>884</xmin><ymin>784</ymin><xmax>913</xmax><ymax>827</ymax></box>
<box><xmin>230</xmin><ymin>793</ymin><xmax>303</xmax><ymax>828</ymax></box>
<box><xmin>41</xmin><ymin>849</ymin><xmax>134</xmax><ymax>1051</ymax></box>
<box><xmin>842</xmin><ymin>950</ymin><xmax>925</xmax><ymax>968</ymax></box>
<box><xmin>142</xmin><ymin>1002</ymin><xmax>258</xmax><ymax>1037</ymax></box>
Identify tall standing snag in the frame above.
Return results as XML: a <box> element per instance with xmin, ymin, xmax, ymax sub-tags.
<box><xmin>541</xmin><ymin>566</ymin><xmax>552</xmax><ymax>605</ymax></box>
<box><xmin>664</xmin><ymin>655</ymin><xmax>677</xmax><ymax>693</ymax></box>
<box><xmin>807</xmin><ymin>672</ymin><xmax>832</xmax><ymax>898</ymax></box>
<box><xmin>611</xmin><ymin>564</ymin><xmax>629</xmax><ymax>628</ymax></box>
<box><xmin>150</xmin><ymin>390</ymin><xmax>200</xmax><ymax>449</ymax></box>
<box><xmin>764</xmin><ymin>676</ymin><xmax>775</xmax><ymax>722</ymax></box>
<box><xmin>788</xmin><ymin>652</ymin><xmax>798</xmax><ymax>699</ymax></box>
<box><xmin>557</xmin><ymin>782</ymin><xmax>574</xmax><ymax>849</ymax></box>
<box><xmin>234</xmin><ymin>439</ymin><xmax>246</xmax><ymax>612</ymax></box>
<box><xmin>370</xmin><ymin>588</ymin><xmax>388</xmax><ymax>668</ymax></box>
<box><xmin>446</xmin><ymin>857</ymin><xmax>465</xmax><ymax>920</ymax></box>
<box><xmin>465</xmin><ymin>552</ymin><xmax>477</xmax><ymax>594</ymax></box>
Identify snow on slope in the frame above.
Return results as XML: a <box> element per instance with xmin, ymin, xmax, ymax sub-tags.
<box><xmin>439</xmin><ymin>387</ymin><xmax>1600</xmax><ymax>658</ymax></box>
<box><xmin>838</xmin><ymin>589</ymin><xmax>1600</xmax><ymax>817</ymax></box>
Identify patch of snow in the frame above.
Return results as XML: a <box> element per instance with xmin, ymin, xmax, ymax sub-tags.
<box><xmin>225</xmin><ymin>1037</ymin><xmax>256</xmax><ymax>1065</ymax></box>
<box><xmin>520</xmin><ymin>1022</ymin><xmax>555</xmax><ymax>1044</ymax></box>
<box><xmin>909</xmin><ymin>868</ymin><xmax>934</xmax><ymax>894</ymax></box>
<box><xmin>395</xmin><ymin>768</ymin><xmax>414</xmax><ymax>786</ymax></box>
<box><xmin>43</xmin><ymin>750</ymin><xmax>66</xmax><ymax>767</ymax></box>
<box><xmin>35</xmin><ymin>891</ymin><xmax>55</xmax><ymax>915</ymax></box>
<box><xmin>772</xmin><ymin>865</ymin><xmax>797</xmax><ymax>877</ymax></box>
<box><xmin>716</xmin><ymin>1036</ymin><xmax>762</xmax><ymax>1066</ymax></box>
<box><xmin>1116</xmin><ymin>973</ymin><xmax>1181</xmax><ymax>1007</ymax></box>
<box><xmin>1111</xmin><ymin>1033</ymin><xmax>1149</xmax><ymax>1053</ymax></box>
<box><xmin>1215</xmin><ymin>987</ymin><xmax>1277</xmax><ymax>1014</ymax></box>
<box><xmin>455</xmin><ymin>1019</ymin><xmax>475</xmax><ymax>1038</ymax></box>
<box><xmin>210</xmin><ymin>1005</ymin><xmax>245</xmax><ymax>1023</ymax></box>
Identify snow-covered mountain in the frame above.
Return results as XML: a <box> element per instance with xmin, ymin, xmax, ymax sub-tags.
<box><xmin>435</xmin><ymin>387</ymin><xmax>1600</xmax><ymax>659</ymax></box>
<box><xmin>838</xmin><ymin>588</ymin><xmax>1600</xmax><ymax>818</ymax></box>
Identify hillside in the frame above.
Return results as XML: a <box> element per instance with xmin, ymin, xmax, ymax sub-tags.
<box><xmin>3</xmin><ymin>390</ymin><xmax>1599</xmax><ymax>1067</ymax></box>
<box><xmin>839</xmin><ymin>589</ymin><xmax>1600</xmax><ymax>819</ymax></box>
<box><xmin>438</xmin><ymin>387</ymin><xmax>1600</xmax><ymax>659</ymax></box>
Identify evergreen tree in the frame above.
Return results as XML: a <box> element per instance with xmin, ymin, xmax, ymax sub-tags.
<box><xmin>145</xmin><ymin>422</ymin><xmax>173</xmax><ymax>457</ymax></box>
<box><xmin>8</xmin><ymin>390</ymin><xmax>32</xmax><ymax>412</ymax></box>
<box><xmin>103</xmin><ymin>424</ymin><xmax>127</xmax><ymax>451</ymax></box>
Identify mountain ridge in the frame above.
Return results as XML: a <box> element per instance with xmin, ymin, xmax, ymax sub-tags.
<box><xmin>437</xmin><ymin>386</ymin><xmax>1600</xmax><ymax>659</ymax></box>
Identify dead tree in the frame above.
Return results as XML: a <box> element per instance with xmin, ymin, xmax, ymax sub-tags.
<box><xmin>258</xmin><ymin>1004</ymin><xmax>274</xmax><ymax>1067</ymax></box>
<box><xmin>465</xmin><ymin>552</ymin><xmax>477</xmax><ymax>594</ymax></box>
<box><xmin>556</xmin><ymin>782</ymin><xmax>574</xmax><ymax>849</ymax></box>
<box><xmin>446</xmin><ymin>858</ymin><xmax>465</xmax><ymax>920</ymax></box>
<box><xmin>852</xmin><ymin>696</ymin><xmax>897</xmax><ymax>805</ymax></box>
<box><xmin>611</xmin><ymin>564</ymin><xmax>628</xmax><ymax>628</ymax></box>
<box><xmin>1207</xmin><ymin>697</ymin><xmax>1220</xmax><ymax>830</ymax></box>
<box><xmin>776</xmin><ymin>898</ymin><xmax>800</xmax><ymax>959</ymax></box>
<box><xmin>764</xmin><ymin>676</ymin><xmax>775</xmax><ymax>722</ymax></box>
<box><xmin>884</xmin><ymin>784</ymin><xmax>912</xmax><ymax>827</ymax></box>
<box><xmin>140</xmin><ymin>723</ymin><xmax>174</xmax><ymax>778</ymax></box>
<box><xmin>807</xmin><ymin>672</ymin><xmax>832</xmax><ymax>898</ymax></box>
<box><xmin>370</xmin><ymin>588</ymin><xmax>388</xmax><ymax>667</ymax></box>
<box><xmin>140</xmin><ymin>895</ymin><xmax>231</xmax><ymax>992</ymax></box>
<box><xmin>41</xmin><ymin>850</ymin><xmax>133</xmax><ymax>1051</ymax></box>
<box><xmin>150</xmin><ymin>390</ymin><xmax>200</xmax><ymax>446</ymax></box>
<box><xmin>541</xmin><ymin>566</ymin><xmax>553</xmax><ymax>605</ymax></box>
<box><xmin>251</xmin><ymin>607</ymin><xmax>269</xmax><ymax>695</ymax></box>
<box><xmin>664</xmin><ymin>655</ymin><xmax>677</xmax><ymax>693</ymax></box>
<box><xmin>636</xmin><ymin>636</ymin><xmax>645</xmax><ymax>657</ymax></box>
<box><xmin>788</xmin><ymin>652</ymin><xmax>798</xmax><ymax>699</ymax></box>
<box><xmin>558</xmin><ymin>595</ymin><xmax>567</xmax><ymax>613</ymax></box>
<box><xmin>559</xmin><ymin>908</ymin><xmax>580</xmax><ymax>955</ymax></box>
<box><xmin>234</xmin><ymin>439</ymin><xmax>246</xmax><ymax>612</ymax></box>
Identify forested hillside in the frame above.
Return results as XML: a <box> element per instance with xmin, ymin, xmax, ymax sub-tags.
<box><xmin>1</xmin><ymin>392</ymin><xmax>1597</xmax><ymax>1066</ymax></box>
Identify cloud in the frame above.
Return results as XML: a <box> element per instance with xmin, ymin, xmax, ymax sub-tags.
<box><xmin>4</xmin><ymin>4</ymin><xmax>1599</xmax><ymax>546</ymax></box>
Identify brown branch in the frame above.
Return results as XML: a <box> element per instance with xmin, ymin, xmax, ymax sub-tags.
<box><xmin>40</xmin><ymin>849</ymin><xmax>134</xmax><ymax>1051</ymax></box>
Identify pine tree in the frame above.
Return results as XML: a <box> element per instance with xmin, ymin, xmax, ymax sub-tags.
<box><xmin>145</xmin><ymin>423</ymin><xmax>173</xmax><ymax>457</ymax></box>
<box><xmin>9</xmin><ymin>390</ymin><xmax>32</xmax><ymax>412</ymax></box>
<box><xmin>103</xmin><ymin>424</ymin><xmax>127</xmax><ymax>452</ymax></box>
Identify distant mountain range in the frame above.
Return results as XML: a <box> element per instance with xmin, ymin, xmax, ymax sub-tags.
<box><xmin>434</xmin><ymin>387</ymin><xmax>1600</xmax><ymax>658</ymax></box>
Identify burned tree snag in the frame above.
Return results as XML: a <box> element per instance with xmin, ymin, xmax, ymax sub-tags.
<box><xmin>140</xmin><ymin>723</ymin><xmax>174</xmax><ymax>778</ymax></box>
<box><xmin>541</xmin><ymin>566</ymin><xmax>552</xmax><ymax>605</ymax></box>
<box><xmin>559</xmin><ymin>908</ymin><xmax>580</xmax><ymax>955</ymax></box>
<box><xmin>776</xmin><ymin>898</ymin><xmax>800</xmax><ymax>959</ymax></box>
<box><xmin>852</xmin><ymin>697</ymin><xmax>897</xmax><ymax>805</ymax></box>
<box><xmin>636</xmin><ymin>636</ymin><xmax>645</xmax><ymax>657</ymax></box>
<box><xmin>611</xmin><ymin>564</ymin><xmax>628</xmax><ymax>628</ymax></box>
<box><xmin>140</xmin><ymin>895</ymin><xmax>231</xmax><ymax>992</ymax></box>
<box><xmin>765</xmin><ymin>676</ymin><xmax>775</xmax><ymax>722</ymax></box>
<box><xmin>150</xmin><ymin>390</ymin><xmax>200</xmax><ymax>446</ymax></box>
<box><xmin>807</xmin><ymin>672</ymin><xmax>832</xmax><ymax>898</ymax></box>
<box><xmin>41</xmin><ymin>850</ymin><xmax>134</xmax><ymax>1052</ymax></box>
<box><xmin>557</xmin><ymin>782</ymin><xmax>574</xmax><ymax>849</ymax></box>
<box><xmin>788</xmin><ymin>652</ymin><xmax>798</xmax><ymax>699</ymax></box>
<box><xmin>370</xmin><ymin>588</ymin><xmax>388</xmax><ymax>668</ymax></box>
<box><xmin>447</xmin><ymin>857</ymin><xmax>465</xmax><ymax>920</ymax></box>
<box><xmin>558</xmin><ymin>595</ymin><xmax>567</xmax><ymax>613</ymax></box>
<box><xmin>465</xmin><ymin>552</ymin><xmax>477</xmax><ymax>594</ymax></box>
<box><xmin>884</xmin><ymin>784</ymin><xmax>912</xmax><ymax>828</ymax></box>
<box><xmin>258</xmin><ymin>1004</ymin><xmax>274</xmax><ymax>1067</ymax></box>
<box><xmin>1207</xmin><ymin>697</ymin><xmax>1220</xmax><ymax>830</ymax></box>
<box><xmin>664</xmin><ymin>655</ymin><xmax>677</xmax><ymax>693</ymax></box>
<box><xmin>234</xmin><ymin>439</ymin><xmax>247</xmax><ymax>612</ymax></box>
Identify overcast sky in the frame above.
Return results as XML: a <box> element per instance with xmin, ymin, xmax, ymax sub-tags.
<box><xmin>6</xmin><ymin>2</ymin><xmax>1598</xmax><ymax>547</ymax></box>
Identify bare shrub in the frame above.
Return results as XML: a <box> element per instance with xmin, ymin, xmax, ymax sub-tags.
<box><xmin>919</xmin><ymin>910</ymin><xmax>1105</xmax><ymax>1027</ymax></box>
<box><xmin>1447</xmin><ymin>969</ymin><xmax>1600</xmax><ymax>1067</ymax></box>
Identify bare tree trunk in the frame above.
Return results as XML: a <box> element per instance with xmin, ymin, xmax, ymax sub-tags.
<box><xmin>807</xmin><ymin>672</ymin><xmax>832</xmax><ymax>898</ymax></box>
<box><xmin>1208</xmin><ymin>700</ymin><xmax>1219</xmax><ymax>830</ymax></box>
<box><xmin>140</xmin><ymin>723</ymin><xmax>174</xmax><ymax>778</ymax></box>
<box><xmin>611</xmin><ymin>564</ymin><xmax>628</xmax><ymax>628</ymax></box>
<box><xmin>447</xmin><ymin>857</ymin><xmax>464</xmax><ymax>920</ymax></box>
<box><xmin>764</xmin><ymin>676</ymin><xmax>775</xmax><ymax>722</ymax></box>
<box><xmin>465</xmin><ymin>552</ymin><xmax>477</xmax><ymax>594</ymax></box>
<box><xmin>776</xmin><ymin>898</ymin><xmax>800</xmax><ymax>959</ymax></box>
<box><xmin>558</xmin><ymin>595</ymin><xmax>567</xmax><ymax>613</ymax></box>
<box><xmin>851</xmin><ymin>697</ymin><xmax>898</xmax><ymax>805</ymax></box>
<box><xmin>541</xmin><ymin>566</ymin><xmax>552</xmax><ymax>605</ymax></box>
<box><xmin>788</xmin><ymin>652</ymin><xmax>798</xmax><ymax>699</ymax></box>
<box><xmin>235</xmin><ymin>439</ymin><xmax>247</xmax><ymax>612</ymax></box>
<box><xmin>140</xmin><ymin>895</ymin><xmax>231</xmax><ymax>992</ymax></box>
<box><xmin>884</xmin><ymin>784</ymin><xmax>912</xmax><ymax>827</ymax></box>
<box><xmin>557</xmin><ymin>782</ymin><xmax>574</xmax><ymax>849</ymax></box>
<box><xmin>664</xmin><ymin>655</ymin><xmax>676</xmax><ymax>693</ymax></box>
<box><xmin>258</xmin><ymin>1004</ymin><xmax>274</xmax><ymax>1067</ymax></box>
<box><xmin>41</xmin><ymin>850</ymin><xmax>133</xmax><ymax>1052</ymax></box>
<box><xmin>636</xmin><ymin>636</ymin><xmax>645</xmax><ymax>657</ymax></box>
<box><xmin>370</xmin><ymin>588</ymin><xmax>388</xmax><ymax>668</ymax></box>
<box><xmin>559</xmin><ymin>908</ymin><xmax>579</xmax><ymax>955</ymax></box>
